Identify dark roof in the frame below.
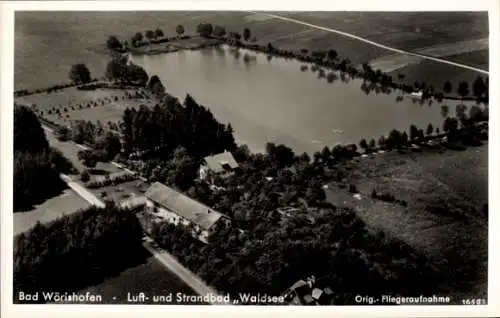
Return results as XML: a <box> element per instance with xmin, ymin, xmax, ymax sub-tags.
<box><xmin>145</xmin><ymin>182</ymin><xmax>225</xmax><ymax>230</ymax></box>
<box><xmin>203</xmin><ymin>151</ymin><xmax>239</xmax><ymax>173</ymax></box>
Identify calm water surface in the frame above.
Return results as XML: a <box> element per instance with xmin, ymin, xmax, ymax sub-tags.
<box><xmin>132</xmin><ymin>46</ymin><xmax>476</xmax><ymax>154</ymax></box>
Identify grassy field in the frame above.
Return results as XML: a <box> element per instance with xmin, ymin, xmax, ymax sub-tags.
<box><xmin>15</xmin><ymin>11</ymin><xmax>488</xmax><ymax>90</ymax></box>
<box><xmin>326</xmin><ymin>145</ymin><xmax>488</xmax><ymax>299</ymax></box>
<box><xmin>388</xmin><ymin>53</ymin><xmax>489</xmax><ymax>97</ymax></box>
<box><xmin>14</xmin><ymin>189</ymin><xmax>90</xmax><ymax>235</ymax></box>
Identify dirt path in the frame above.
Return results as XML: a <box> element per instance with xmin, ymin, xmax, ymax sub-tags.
<box><xmin>142</xmin><ymin>241</ymin><xmax>226</xmax><ymax>304</ymax></box>
<box><xmin>248</xmin><ymin>11</ymin><xmax>489</xmax><ymax>75</ymax></box>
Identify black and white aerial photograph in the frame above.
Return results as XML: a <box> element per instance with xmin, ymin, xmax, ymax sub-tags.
<box><xmin>2</xmin><ymin>0</ymin><xmax>497</xmax><ymax>315</ymax></box>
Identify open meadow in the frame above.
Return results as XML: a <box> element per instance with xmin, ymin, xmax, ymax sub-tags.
<box><xmin>325</xmin><ymin>145</ymin><xmax>488</xmax><ymax>299</ymax></box>
<box><xmin>15</xmin><ymin>87</ymin><xmax>154</xmax><ymax>127</ymax></box>
<box><xmin>14</xmin><ymin>189</ymin><xmax>91</xmax><ymax>235</ymax></box>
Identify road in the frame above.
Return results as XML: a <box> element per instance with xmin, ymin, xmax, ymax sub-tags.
<box><xmin>248</xmin><ymin>11</ymin><xmax>489</xmax><ymax>75</ymax></box>
<box><xmin>142</xmin><ymin>241</ymin><xmax>227</xmax><ymax>305</ymax></box>
<box><xmin>59</xmin><ymin>173</ymin><xmax>106</xmax><ymax>208</ymax></box>
<box><xmin>47</xmin><ymin>127</ymin><xmax>220</xmax><ymax>303</ymax></box>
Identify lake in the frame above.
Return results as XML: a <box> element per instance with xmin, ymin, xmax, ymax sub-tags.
<box><xmin>131</xmin><ymin>45</ymin><xmax>478</xmax><ymax>154</ymax></box>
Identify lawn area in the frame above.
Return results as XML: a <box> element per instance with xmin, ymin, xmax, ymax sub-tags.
<box><xmin>325</xmin><ymin>145</ymin><xmax>488</xmax><ymax>299</ymax></box>
<box><xmin>16</xmin><ymin>86</ymin><xmax>156</xmax><ymax>128</ymax></box>
<box><xmin>14</xmin><ymin>189</ymin><xmax>90</xmax><ymax>236</ymax></box>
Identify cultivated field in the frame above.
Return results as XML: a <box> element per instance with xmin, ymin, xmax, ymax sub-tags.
<box><xmin>16</xmin><ymin>11</ymin><xmax>488</xmax><ymax>91</ymax></box>
<box><xmin>326</xmin><ymin>145</ymin><xmax>488</xmax><ymax>299</ymax></box>
<box><xmin>282</xmin><ymin>12</ymin><xmax>488</xmax><ymax>53</ymax></box>
<box><xmin>14</xmin><ymin>189</ymin><xmax>90</xmax><ymax>235</ymax></box>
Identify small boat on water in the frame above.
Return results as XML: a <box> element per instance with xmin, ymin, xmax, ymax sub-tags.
<box><xmin>410</xmin><ymin>91</ymin><xmax>423</xmax><ymax>98</ymax></box>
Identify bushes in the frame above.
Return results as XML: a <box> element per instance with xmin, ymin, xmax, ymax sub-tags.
<box><xmin>86</xmin><ymin>172</ymin><xmax>136</xmax><ymax>189</ymax></box>
<box><xmin>81</xmin><ymin>170</ymin><xmax>90</xmax><ymax>182</ymax></box>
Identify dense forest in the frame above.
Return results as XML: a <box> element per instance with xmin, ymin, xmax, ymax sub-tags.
<box><xmin>120</xmin><ymin>94</ymin><xmax>237</xmax><ymax>159</ymax></box>
<box><xmin>14</xmin><ymin>105</ymin><xmax>75</xmax><ymax>211</ymax></box>
<box><xmin>13</xmin><ymin>204</ymin><xmax>146</xmax><ymax>303</ymax></box>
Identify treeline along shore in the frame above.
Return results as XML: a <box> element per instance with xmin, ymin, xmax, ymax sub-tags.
<box><xmin>104</xmin><ymin>22</ymin><xmax>488</xmax><ymax>105</ymax></box>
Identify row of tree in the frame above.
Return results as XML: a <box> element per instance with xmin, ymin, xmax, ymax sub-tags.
<box><xmin>14</xmin><ymin>204</ymin><xmax>146</xmax><ymax>302</ymax></box>
<box><xmin>14</xmin><ymin>106</ymin><xmax>75</xmax><ymax>211</ymax></box>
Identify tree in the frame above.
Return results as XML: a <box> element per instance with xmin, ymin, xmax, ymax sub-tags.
<box><xmin>243</xmin><ymin>28</ymin><xmax>251</xmax><ymax>41</ymax></box>
<box><xmin>443</xmin><ymin>117</ymin><xmax>458</xmax><ymax>134</ymax></box>
<box><xmin>147</xmin><ymin>75</ymin><xmax>162</xmax><ymax>91</ymax></box>
<box><xmin>176</xmin><ymin>24</ymin><xmax>185</xmax><ymax>36</ymax></box>
<box><xmin>359</xmin><ymin>139</ymin><xmax>368</xmax><ymax>151</ymax></box>
<box><xmin>213</xmin><ymin>25</ymin><xmax>226</xmax><ymax>37</ymax></box>
<box><xmin>457</xmin><ymin>81</ymin><xmax>470</xmax><ymax>99</ymax></box>
<box><xmin>472</xmin><ymin>76</ymin><xmax>487</xmax><ymax>99</ymax></box>
<box><xmin>369</xmin><ymin>139</ymin><xmax>376</xmax><ymax>149</ymax></box>
<box><xmin>154</xmin><ymin>28</ymin><xmax>164</xmax><ymax>39</ymax></box>
<box><xmin>409</xmin><ymin>125</ymin><xmax>419</xmax><ymax>141</ymax></box>
<box><xmin>196</xmin><ymin>23</ymin><xmax>213</xmax><ymax>37</ymax></box>
<box><xmin>327</xmin><ymin>49</ymin><xmax>338</xmax><ymax>60</ymax></box>
<box><xmin>106</xmin><ymin>59</ymin><xmax>127</xmax><ymax>82</ymax></box>
<box><xmin>125</xmin><ymin>63</ymin><xmax>149</xmax><ymax>86</ymax></box>
<box><xmin>94</xmin><ymin>132</ymin><xmax>122</xmax><ymax>162</ymax></box>
<box><xmin>77</xmin><ymin>150</ymin><xmax>98</xmax><ymax>168</ymax></box>
<box><xmin>69</xmin><ymin>63</ymin><xmax>91</xmax><ymax>84</ymax></box>
<box><xmin>81</xmin><ymin>170</ymin><xmax>90</xmax><ymax>182</ymax></box>
<box><xmin>145</xmin><ymin>30</ymin><xmax>155</xmax><ymax>41</ymax></box>
<box><xmin>229</xmin><ymin>32</ymin><xmax>242</xmax><ymax>40</ymax></box>
<box><xmin>14</xmin><ymin>105</ymin><xmax>49</xmax><ymax>153</ymax></box>
<box><xmin>107</xmin><ymin>35</ymin><xmax>123</xmax><ymax>51</ymax></box>
<box><xmin>152</xmin><ymin>81</ymin><xmax>165</xmax><ymax>95</ymax></box>
<box><xmin>55</xmin><ymin>126</ymin><xmax>72</xmax><ymax>141</ymax></box>
<box><xmin>131</xmin><ymin>32</ymin><xmax>143</xmax><ymax>46</ymax></box>
<box><xmin>14</xmin><ymin>106</ymin><xmax>72</xmax><ymax>211</ymax></box>
<box><xmin>426</xmin><ymin>123</ymin><xmax>434</xmax><ymax>136</ymax></box>
<box><xmin>443</xmin><ymin>81</ymin><xmax>452</xmax><ymax>94</ymax></box>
